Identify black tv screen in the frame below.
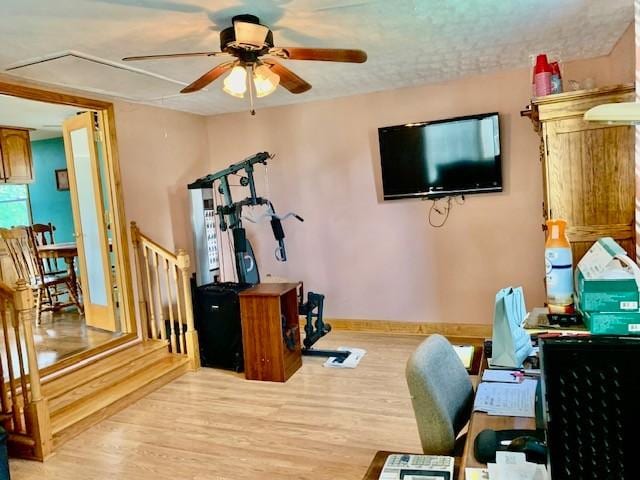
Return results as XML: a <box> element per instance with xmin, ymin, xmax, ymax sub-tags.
<box><xmin>378</xmin><ymin>112</ymin><xmax>502</xmax><ymax>200</ymax></box>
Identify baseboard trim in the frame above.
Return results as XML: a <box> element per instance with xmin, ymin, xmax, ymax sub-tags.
<box><xmin>300</xmin><ymin>317</ymin><xmax>491</xmax><ymax>340</ymax></box>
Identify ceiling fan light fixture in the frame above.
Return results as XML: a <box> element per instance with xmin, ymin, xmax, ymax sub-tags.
<box><xmin>234</xmin><ymin>21</ymin><xmax>270</xmax><ymax>49</ymax></box>
<box><xmin>253</xmin><ymin>64</ymin><xmax>280</xmax><ymax>98</ymax></box>
<box><xmin>223</xmin><ymin>65</ymin><xmax>248</xmax><ymax>98</ymax></box>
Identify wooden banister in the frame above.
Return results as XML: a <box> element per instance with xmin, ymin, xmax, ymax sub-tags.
<box><xmin>13</xmin><ymin>280</ymin><xmax>51</xmax><ymax>459</ymax></box>
<box><xmin>130</xmin><ymin>222</ymin><xmax>149</xmax><ymax>340</ymax></box>
<box><xmin>0</xmin><ymin>279</ymin><xmax>51</xmax><ymax>460</ymax></box>
<box><xmin>178</xmin><ymin>249</ymin><xmax>200</xmax><ymax>370</ymax></box>
<box><xmin>130</xmin><ymin>222</ymin><xmax>200</xmax><ymax>371</ymax></box>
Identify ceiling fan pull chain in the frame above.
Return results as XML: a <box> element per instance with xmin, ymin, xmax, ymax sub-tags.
<box><xmin>248</xmin><ymin>64</ymin><xmax>256</xmax><ymax>116</ymax></box>
<box><xmin>264</xmin><ymin>162</ymin><xmax>271</xmax><ymax>201</ymax></box>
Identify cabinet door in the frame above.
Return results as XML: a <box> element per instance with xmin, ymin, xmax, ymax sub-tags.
<box><xmin>0</xmin><ymin>129</ymin><xmax>33</xmax><ymax>183</ymax></box>
<box><xmin>545</xmin><ymin>118</ymin><xmax>634</xmax><ymax>261</ymax></box>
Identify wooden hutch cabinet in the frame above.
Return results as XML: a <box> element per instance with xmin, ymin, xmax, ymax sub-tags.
<box><xmin>525</xmin><ymin>84</ymin><xmax>635</xmax><ymax>262</ymax></box>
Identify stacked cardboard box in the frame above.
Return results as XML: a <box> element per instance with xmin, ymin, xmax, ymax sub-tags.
<box><xmin>575</xmin><ymin>238</ymin><xmax>640</xmax><ymax>335</ymax></box>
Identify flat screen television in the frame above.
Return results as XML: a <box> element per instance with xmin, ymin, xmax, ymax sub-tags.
<box><xmin>378</xmin><ymin>112</ymin><xmax>502</xmax><ymax>200</ymax></box>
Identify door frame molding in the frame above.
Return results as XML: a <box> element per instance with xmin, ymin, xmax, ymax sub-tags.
<box><xmin>0</xmin><ymin>80</ymin><xmax>137</xmax><ymax>338</ymax></box>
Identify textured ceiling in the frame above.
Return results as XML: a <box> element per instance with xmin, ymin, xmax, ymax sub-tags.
<box><xmin>0</xmin><ymin>0</ymin><xmax>633</xmax><ymax>116</ymax></box>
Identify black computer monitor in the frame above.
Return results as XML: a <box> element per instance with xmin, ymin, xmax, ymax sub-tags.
<box><xmin>540</xmin><ymin>335</ymin><xmax>640</xmax><ymax>479</ymax></box>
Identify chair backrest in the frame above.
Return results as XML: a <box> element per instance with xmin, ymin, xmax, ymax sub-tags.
<box><xmin>30</xmin><ymin>223</ymin><xmax>58</xmax><ymax>273</ymax></box>
<box><xmin>30</xmin><ymin>223</ymin><xmax>56</xmax><ymax>246</ymax></box>
<box><xmin>0</xmin><ymin>227</ymin><xmax>44</xmax><ymax>286</ymax></box>
<box><xmin>406</xmin><ymin>334</ymin><xmax>474</xmax><ymax>455</ymax></box>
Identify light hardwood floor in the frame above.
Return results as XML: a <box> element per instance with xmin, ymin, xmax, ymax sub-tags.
<box><xmin>1</xmin><ymin>310</ymin><xmax>122</xmax><ymax>374</ymax></box>
<box><xmin>10</xmin><ymin>331</ymin><xmax>426</xmax><ymax>480</ymax></box>
<box><xmin>32</xmin><ymin>311</ymin><xmax>123</xmax><ymax>369</ymax></box>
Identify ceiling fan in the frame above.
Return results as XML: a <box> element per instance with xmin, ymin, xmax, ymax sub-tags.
<box><xmin>123</xmin><ymin>14</ymin><xmax>367</xmax><ymax>105</ymax></box>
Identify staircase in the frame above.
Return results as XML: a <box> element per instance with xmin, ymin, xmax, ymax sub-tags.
<box><xmin>41</xmin><ymin>340</ymin><xmax>190</xmax><ymax>449</ymax></box>
<box><xmin>1</xmin><ymin>224</ymin><xmax>200</xmax><ymax>460</ymax></box>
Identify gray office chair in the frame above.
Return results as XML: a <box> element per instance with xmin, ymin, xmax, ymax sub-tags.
<box><xmin>406</xmin><ymin>334</ymin><xmax>474</xmax><ymax>455</ymax></box>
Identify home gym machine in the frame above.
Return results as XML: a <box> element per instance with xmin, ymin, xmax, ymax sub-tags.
<box><xmin>188</xmin><ymin>152</ymin><xmax>350</xmax><ymax>365</ymax></box>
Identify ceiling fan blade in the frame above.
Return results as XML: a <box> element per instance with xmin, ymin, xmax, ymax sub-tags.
<box><xmin>123</xmin><ymin>52</ymin><xmax>227</xmax><ymax>61</ymax></box>
<box><xmin>263</xmin><ymin>60</ymin><xmax>311</xmax><ymax>94</ymax></box>
<box><xmin>181</xmin><ymin>61</ymin><xmax>235</xmax><ymax>94</ymax></box>
<box><xmin>273</xmin><ymin>47</ymin><xmax>367</xmax><ymax>63</ymax></box>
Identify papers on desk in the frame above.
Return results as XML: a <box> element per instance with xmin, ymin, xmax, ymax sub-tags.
<box><xmin>466</xmin><ymin>453</ymin><xmax>548</xmax><ymax>480</ymax></box>
<box><xmin>487</xmin><ymin>452</ymin><xmax>548</xmax><ymax>480</ymax></box>
<box><xmin>465</xmin><ymin>468</ymin><xmax>489</xmax><ymax>479</ymax></box>
<box><xmin>453</xmin><ymin>345</ymin><xmax>475</xmax><ymax>369</ymax></box>
<box><xmin>481</xmin><ymin>369</ymin><xmax>522</xmax><ymax>383</ymax></box>
<box><xmin>473</xmin><ymin>379</ymin><xmax>538</xmax><ymax>417</ymax></box>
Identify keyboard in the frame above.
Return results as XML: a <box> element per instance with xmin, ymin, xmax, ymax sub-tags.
<box><xmin>379</xmin><ymin>454</ymin><xmax>454</xmax><ymax>480</ymax></box>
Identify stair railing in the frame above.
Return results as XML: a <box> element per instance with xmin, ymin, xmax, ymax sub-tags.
<box><xmin>130</xmin><ymin>222</ymin><xmax>200</xmax><ymax>370</ymax></box>
<box><xmin>0</xmin><ymin>279</ymin><xmax>51</xmax><ymax>460</ymax></box>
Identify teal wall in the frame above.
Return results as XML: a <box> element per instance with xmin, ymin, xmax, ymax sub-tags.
<box><xmin>28</xmin><ymin>137</ymin><xmax>75</xmax><ymax>243</ymax></box>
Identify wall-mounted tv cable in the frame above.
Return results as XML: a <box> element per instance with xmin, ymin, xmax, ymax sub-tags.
<box><xmin>426</xmin><ymin>194</ymin><xmax>465</xmax><ymax>227</ymax></box>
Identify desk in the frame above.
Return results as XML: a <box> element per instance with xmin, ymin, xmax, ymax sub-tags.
<box><xmin>362</xmin><ymin>451</ymin><xmax>405</xmax><ymax>480</ymax></box>
<box><xmin>457</xmin><ymin>352</ymin><xmax>536</xmax><ymax>478</ymax></box>
<box><xmin>362</xmin><ymin>350</ymin><xmax>536</xmax><ymax>480</ymax></box>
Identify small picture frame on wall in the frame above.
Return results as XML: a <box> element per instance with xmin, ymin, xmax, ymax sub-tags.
<box><xmin>55</xmin><ymin>169</ymin><xmax>69</xmax><ymax>191</ymax></box>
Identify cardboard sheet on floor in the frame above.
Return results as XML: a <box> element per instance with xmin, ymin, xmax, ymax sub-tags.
<box><xmin>323</xmin><ymin>347</ymin><xmax>366</xmax><ymax>368</ymax></box>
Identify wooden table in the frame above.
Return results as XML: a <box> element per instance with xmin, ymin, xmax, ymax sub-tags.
<box><xmin>362</xmin><ymin>451</ymin><xmax>406</xmax><ymax>480</ymax></box>
<box><xmin>38</xmin><ymin>242</ymin><xmax>79</xmax><ymax>299</ymax></box>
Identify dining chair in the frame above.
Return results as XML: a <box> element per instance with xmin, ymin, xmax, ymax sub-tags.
<box><xmin>0</xmin><ymin>227</ymin><xmax>83</xmax><ymax>325</ymax></box>
<box><xmin>30</xmin><ymin>223</ymin><xmax>64</xmax><ymax>273</ymax></box>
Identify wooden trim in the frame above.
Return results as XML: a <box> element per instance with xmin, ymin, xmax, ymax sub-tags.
<box><xmin>0</xmin><ymin>80</ymin><xmax>111</xmax><ymax>110</ymax></box>
<box><xmin>532</xmin><ymin>83</ymin><xmax>635</xmax><ymax>106</ymax></box>
<box><xmin>0</xmin><ymin>78</ymin><xmax>138</xmax><ymax>340</ymax></box>
<box><xmin>308</xmin><ymin>318</ymin><xmax>492</xmax><ymax>341</ymax></box>
<box><xmin>526</xmin><ymin>84</ymin><xmax>635</xmax><ymax>130</ymax></box>
<box><xmin>536</xmin><ymin>89</ymin><xmax>635</xmax><ymax>122</ymax></box>
<box><xmin>100</xmin><ymin>107</ymin><xmax>136</xmax><ymax>335</ymax></box>
<box><xmin>0</xmin><ymin>125</ymin><xmax>35</xmax><ymax>132</ymax></box>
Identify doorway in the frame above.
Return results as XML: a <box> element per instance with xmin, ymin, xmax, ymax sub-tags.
<box><xmin>0</xmin><ymin>84</ymin><xmax>136</xmax><ymax>373</ymax></box>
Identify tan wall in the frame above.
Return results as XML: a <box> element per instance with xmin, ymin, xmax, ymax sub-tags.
<box><xmin>202</xmin><ymin>26</ymin><xmax>634</xmax><ymax>325</ymax></box>
<box><xmin>560</xmin><ymin>22</ymin><xmax>634</xmax><ymax>88</ymax></box>
<box><xmin>113</xmin><ymin>101</ymin><xmax>209</xmax><ymax>259</ymax></box>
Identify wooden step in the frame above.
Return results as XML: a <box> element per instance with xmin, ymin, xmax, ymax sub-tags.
<box><xmin>47</xmin><ymin>345</ymin><xmax>175</xmax><ymax>413</ymax></box>
<box><xmin>38</xmin><ymin>340</ymin><xmax>190</xmax><ymax>452</ymax></box>
<box><xmin>51</xmin><ymin>352</ymin><xmax>189</xmax><ymax>436</ymax></box>
<box><xmin>42</xmin><ymin>340</ymin><xmax>169</xmax><ymax>400</ymax></box>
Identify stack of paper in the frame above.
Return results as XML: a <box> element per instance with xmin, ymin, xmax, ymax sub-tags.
<box><xmin>453</xmin><ymin>345</ymin><xmax>475</xmax><ymax>369</ymax></box>
<box><xmin>473</xmin><ymin>379</ymin><xmax>538</xmax><ymax>417</ymax></box>
<box><xmin>486</xmin><ymin>452</ymin><xmax>548</xmax><ymax>480</ymax></box>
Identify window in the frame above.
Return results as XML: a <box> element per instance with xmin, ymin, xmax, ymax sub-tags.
<box><xmin>0</xmin><ymin>184</ymin><xmax>31</xmax><ymax>228</ymax></box>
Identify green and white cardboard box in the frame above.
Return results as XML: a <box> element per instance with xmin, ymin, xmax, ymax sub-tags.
<box><xmin>575</xmin><ymin>237</ymin><xmax>640</xmax><ymax>335</ymax></box>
